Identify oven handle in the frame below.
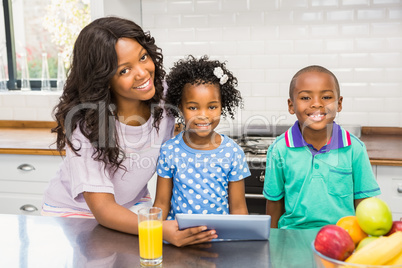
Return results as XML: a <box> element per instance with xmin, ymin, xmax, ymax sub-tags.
<box><xmin>245</xmin><ymin>193</ymin><xmax>266</xmax><ymax>200</ymax></box>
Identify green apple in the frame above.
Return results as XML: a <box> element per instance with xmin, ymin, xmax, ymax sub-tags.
<box><xmin>355</xmin><ymin>236</ymin><xmax>379</xmax><ymax>251</ymax></box>
<box><xmin>356</xmin><ymin>197</ymin><xmax>393</xmax><ymax>236</ymax></box>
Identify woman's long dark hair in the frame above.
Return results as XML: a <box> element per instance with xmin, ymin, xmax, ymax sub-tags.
<box><xmin>52</xmin><ymin>16</ymin><xmax>165</xmax><ymax>172</ymax></box>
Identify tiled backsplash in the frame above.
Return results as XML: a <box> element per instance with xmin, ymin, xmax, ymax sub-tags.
<box><xmin>1</xmin><ymin>0</ymin><xmax>401</xmax><ymax>127</ymax></box>
<box><xmin>0</xmin><ymin>91</ymin><xmax>60</xmax><ymax>121</ymax></box>
<box><xmin>142</xmin><ymin>0</ymin><xmax>402</xmax><ymax>127</ymax></box>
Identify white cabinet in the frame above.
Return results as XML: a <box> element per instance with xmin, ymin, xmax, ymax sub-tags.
<box><xmin>0</xmin><ymin>154</ymin><xmax>63</xmax><ymax>215</ymax></box>
<box><xmin>375</xmin><ymin>165</ymin><xmax>402</xmax><ymax>221</ymax></box>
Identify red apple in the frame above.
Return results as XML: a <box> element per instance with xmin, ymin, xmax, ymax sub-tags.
<box><xmin>386</xmin><ymin>221</ymin><xmax>402</xmax><ymax>236</ymax></box>
<box><xmin>314</xmin><ymin>225</ymin><xmax>355</xmax><ymax>261</ymax></box>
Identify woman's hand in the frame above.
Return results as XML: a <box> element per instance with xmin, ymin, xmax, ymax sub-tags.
<box><xmin>162</xmin><ymin>220</ymin><xmax>217</xmax><ymax>247</ymax></box>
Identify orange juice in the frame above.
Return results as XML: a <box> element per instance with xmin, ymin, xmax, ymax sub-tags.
<box><xmin>138</xmin><ymin>220</ymin><xmax>163</xmax><ymax>260</ymax></box>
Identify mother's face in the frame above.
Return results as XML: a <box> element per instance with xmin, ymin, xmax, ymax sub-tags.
<box><xmin>109</xmin><ymin>37</ymin><xmax>156</xmax><ymax>104</ymax></box>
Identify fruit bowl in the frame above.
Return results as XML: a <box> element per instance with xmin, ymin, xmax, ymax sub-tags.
<box><xmin>311</xmin><ymin>242</ymin><xmax>402</xmax><ymax>268</ymax></box>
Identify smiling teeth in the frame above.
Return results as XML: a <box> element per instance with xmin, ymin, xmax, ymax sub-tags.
<box><xmin>135</xmin><ymin>80</ymin><xmax>149</xmax><ymax>89</ymax></box>
<box><xmin>197</xmin><ymin>123</ymin><xmax>210</xmax><ymax>126</ymax></box>
<box><xmin>310</xmin><ymin>114</ymin><xmax>324</xmax><ymax>118</ymax></box>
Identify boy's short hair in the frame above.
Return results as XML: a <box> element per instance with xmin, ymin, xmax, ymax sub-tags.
<box><xmin>289</xmin><ymin>65</ymin><xmax>340</xmax><ymax>100</ymax></box>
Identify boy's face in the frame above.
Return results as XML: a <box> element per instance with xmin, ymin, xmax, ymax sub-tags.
<box><xmin>288</xmin><ymin>71</ymin><xmax>343</xmax><ymax>133</ymax></box>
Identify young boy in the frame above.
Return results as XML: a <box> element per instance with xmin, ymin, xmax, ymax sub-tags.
<box><xmin>263</xmin><ymin>65</ymin><xmax>381</xmax><ymax>229</ymax></box>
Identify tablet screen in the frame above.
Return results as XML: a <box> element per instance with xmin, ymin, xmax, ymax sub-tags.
<box><xmin>176</xmin><ymin>214</ymin><xmax>271</xmax><ymax>241</ymax></box>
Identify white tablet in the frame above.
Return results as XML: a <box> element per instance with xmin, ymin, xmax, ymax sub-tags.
<box><xmin>176</xmin><ymin>214</ymin><xmax>271</xmax><ymax>241</ymax></box>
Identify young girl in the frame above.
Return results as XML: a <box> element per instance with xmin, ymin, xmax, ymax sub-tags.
<box><xmin>41</xmin><ymin>17</ymin><xmax>216</xmax><ymax>246</ymax></box>
<box><xmin>153</xmin><ymin>55</ymin><xmax>250</xmax><ymax>220</ymax></box>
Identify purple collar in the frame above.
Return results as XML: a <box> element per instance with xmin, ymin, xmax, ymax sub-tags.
<box><xmin>284</xmin><ymin>121</ymin><xmax>351</xmax><ymax>154</ymax></box>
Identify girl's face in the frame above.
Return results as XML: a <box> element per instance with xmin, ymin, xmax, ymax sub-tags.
<box><xmin>109</xmin><ymin>38</ymin><xmax>155</xmax><ymax>105</ymax></box>
<box><xmin>180</xmin><ymin>83</ymin><xmax>222</xmax><ymax>142</ymax></box>
<box><xmin>288</xmin><ymin>71</ymin><xmax>343</xmax><ymax>133</ymax></box>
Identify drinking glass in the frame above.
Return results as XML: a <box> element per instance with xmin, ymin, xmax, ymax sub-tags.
<box><xmin>138</xmin><ymin>207</ymin><xmax>163</xmax><ymax>266</ymax></box>
<box><xmin>0</xmin><ymin>54</ymin><xmax>7</xmax><ymax>91</ymax></box>
<box><xmin>20</xmin><ymin>53</ymin><xmax>31</xmax><ymax>91</ymax></box>
<box><xmin>57</xmin><ymin>53</ymin><xmax>65</xmax><ymax>91</ymax></box>
<box><xmin>41</xmin><ymin>53</ymin><xmax>51</xmax><ymax>91</ymax></box>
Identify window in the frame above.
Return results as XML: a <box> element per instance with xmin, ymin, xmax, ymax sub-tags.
<box><xmin>1</xmin><ymin>0</ymin><xmax>90</xmax><ymax>90</ymax></box>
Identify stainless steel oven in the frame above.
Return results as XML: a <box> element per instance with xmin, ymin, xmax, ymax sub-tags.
<box><xmin>245</xmin><ymin>156</ymin><xmax>266</xmax><ymax>214</ymax></box>
<box><xmin>230</xmin><ymin>136</ymin><xmax>274</xmax><ymax>215</ymax></box>
<box><xmin>229</xmin><ymin>125</ymin><xmax>291</xmax><ymax>215</ymax></box>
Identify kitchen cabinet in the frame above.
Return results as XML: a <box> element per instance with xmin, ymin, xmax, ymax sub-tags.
<box><xmin>0</xmin><ymin>154</ymin><xmax>63</xmax><ymax>215</ymax></box>
<box><xmin>375</xmin><ymin>165</ymin><xmax>402</xmax><ymax>221</ymax></box>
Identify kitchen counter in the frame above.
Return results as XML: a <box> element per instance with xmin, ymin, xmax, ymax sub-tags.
<box><xmin>360</xmin><ymin>127</ymin><xmax>402</xmax><ymax>166</ymax></box>
<box><xmin>0</xmin><ymin>121</ymin><xmax>401</xmax><ymax>165</ymax></box>
<box><xmin>0</xmin><ymin>213</ymin><xmax>319</xmax><ymax>268</ymax></box>
<box><xmin>0</xmin><ymin>120</ymin><xmax>60</xmax><ymax>155</ymax></box>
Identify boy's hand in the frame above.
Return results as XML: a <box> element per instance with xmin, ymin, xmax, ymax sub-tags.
<box><xmin>162</xmin><ymin>220</ymin><xmax>217</xmax><ymax>247</ymax></box>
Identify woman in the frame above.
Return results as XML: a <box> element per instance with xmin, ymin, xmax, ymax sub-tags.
<box><xmin>42</xmin><ymin>16</ymin><xmax>216</xmax><ymax>246</ymax></box>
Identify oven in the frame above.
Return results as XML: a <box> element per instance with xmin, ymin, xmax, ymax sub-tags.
<box><xmin>245</xmin><ymin>155</ymin><xmax>266</xmax><ymax>214</ymax></box>
<box><xmin>230</xmin><ymin>135</ymin><xmax>274</xmax><ymax>215</ymax></box>
<box><xmin>229</xmin><ymin>125</ymin><xmax>290</xmax><ymax>215</ymax></box>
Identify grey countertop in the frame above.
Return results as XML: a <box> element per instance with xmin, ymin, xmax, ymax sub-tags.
<box><xmin>0</xmin><ymin>213</ymin><xmax>319</xmax><ymax>268</ymax></box>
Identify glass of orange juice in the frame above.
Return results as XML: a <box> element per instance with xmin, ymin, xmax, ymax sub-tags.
<box><xmin>138</xmin><ymin>207</ymin><xmax>163</xmax><ymax>266</ymax></box>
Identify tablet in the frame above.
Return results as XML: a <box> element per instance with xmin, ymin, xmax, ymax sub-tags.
<box><xmin>176</xmin><ymin>214</ymin><xmax>271</xmax><ymax>241</ymax></box>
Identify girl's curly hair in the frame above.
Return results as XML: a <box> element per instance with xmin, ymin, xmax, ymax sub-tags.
<box><xmin>52</xmin><ymin>16</ymin><xmax>165</xmax><ymax>172</ymax></box>
<box><xmin>165</xmin><ymin>55</ymin><xmax>243</xmax><ymax>120</ymax></box>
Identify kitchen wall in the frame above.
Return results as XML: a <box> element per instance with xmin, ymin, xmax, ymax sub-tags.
<box><xmin>1</xmin><ymin>0</ymin><xmax>401</xmax><ymax>127</ymax></box>
<box><xmin>141</xmin><ymin>0</ymin><xmax>402</xmax><ymax>128</ymax></box>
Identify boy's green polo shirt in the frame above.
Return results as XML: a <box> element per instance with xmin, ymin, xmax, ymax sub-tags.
<box><xmin>263</xmin><ymin>121</ymin><xmax>381</xmax><ymax>229</ymax></box>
